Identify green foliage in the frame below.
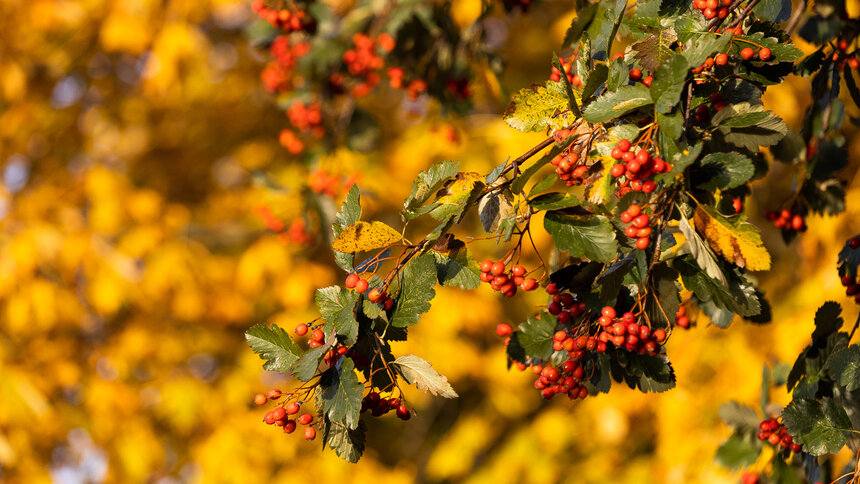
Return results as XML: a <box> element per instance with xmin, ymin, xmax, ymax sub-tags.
<box><xmin>390</xmin><ymin>253</ymin><xmax>437</xmax><ymax>328</ymax></box>
<box><xmin>316</xmin><ymin>286</ymin><xmax>361</xmax><ymax>345</ymax></box>
<box><xmin>245</xmin><ymin>324</ymin><xmax>302</xmax><ymax>373</ymax></box>
<box><xmin>392</xmin><ymin>354</ymin><xmax>458</xmax><ymax>398</ymax></box>
<box><xmin>504</xmin><ymin>80</ymin><xmax>579</xmax><ymax>132</ymax></box>
<box><xmin>543</xmin><ymin>212</ymin><xmax>618</xmax><ymax>263</ymax></box>
<box><xmin>782</xmin><ymin>398</ymin><xmax>852</xmax><ymax>455</ymax></box>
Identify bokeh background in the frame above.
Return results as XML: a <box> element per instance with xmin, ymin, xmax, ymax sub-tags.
<box><xmin>1</xmin><ymin>0</ymin><xmax>859</xmax><ymax>482</ymax></box>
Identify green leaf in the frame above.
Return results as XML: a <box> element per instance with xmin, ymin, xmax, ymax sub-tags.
<box><xmin>631</xmin><ymin>22</ymin><xmax>677</xmax><ymax>72</ymax></box>
<box><xmin>319</xmin><ymin>357</ymin><xmax>363</xmax><ymax>429</ymax></box>
<box><xmin>827</xmin><ymin>345</ymin><xmax>860</xmax><ymax>392</ymax></box>
<box><xmin>606</xmin><ymin>56</ymin><xmax>628</xmax><ymax>91</ymax></box>
<box><xmin>478</xmin><ymin>188</ymin><xmax>514</xmax><ymax>232</ymax></box>
<box><xmin>544</xmin><ymin>211</ymin><xmax>618</xmax><ymax>263</ymax></box>
<box><xmin>504</xmin><ymin>80</ymin><xmax>579</xmax><ymax>133</ymax></box>
<box><xmin>529</xmin><ymin>192</ymin><xmax>581</xmax><ymax>211</ymax></box>
<box><xmin>582</xmin><ymin>63</ymin><xmax>609</xmax><ymax>101</ymax></box>
<box><xmin>656</xmin><ymin>110</ymin><xmax>683</xmax><ymax>139</ymax></box>
<box><xmin>245</xmin><ymin>324</ymin><xmax>302</xmax><ymax>373</ymax></box>
<box><xmin>595</xmin><ymin>253</ymin><xmax>634</xmax><ymax>303</ymax></box>
<box><xmin>633</xmin><ymin>354</ymin><xmax>676</xmax><ymax>393</ymax></box>
<box><xmin>733</xmin><ymin>32</ymin><xmax>803</xmax><ymax>63</ymax></box>
<box><xmin>681</xmin><ymin>32</ymin><xmax>731</xmax><ymax>67</ymax></box>
<box><xmin>719</xmin><ymin>401</ymin><xmax>761</xmax><ymax>431</ymax></box>
<box><xmin>716</xmin><ymin>434</ymin><xmax>760</xmax><ymax>470</ymax></box>
<box><xmin>390</xmin><ymin>253</ymin><xmax>437</xmax><ymax>327</ymax></box>
<box><xmin>582</xmin><ymin>85</ymin><xmax>653</xmax><ymax>123</ymax></box>
<box><xmin>783</xmin><ymin>398</ymin><xmax>852</xmax><ymax>456</ymax></box>
<box><xmin>431</xmin><ymin>246</ymin><xmax>481</xmax><ymax>290</ymax></box>
<box><xmin>293</xmin><ymin>335</ymin><xmax>335</xmax><ymax>381</ymax></box>
<box><xmin>393</xmin><ymin>354</ymin><xmax>458</xmax><ymax>398</ymax></box>
<box><xmin>694</xmin><ymin>152</ymin><xmax>755</xmax><ymax>191</ymax></box>
<box><xmin>552</xmin><ymin>53</ymin><xmax>582</xmax><ymax>117</ymax></box>
<box><xmin>675</xmin><ymin>257</ymin><xmax>760</xmax><ymax>318</ymax></box>
<box><xmin>712</xmin><ymin>103</ymin><xmax>789</xmax><ymax>150</ymax></box>
<box><xmin>316</xmin><ymin>286</ymin><xmax>360</xmax><ymax>345</ymax></box>
<box><xmin>752</xmin><ymin>0</ymin><xmax>791</xmax><ymax>22</ymax></box>
<box><xmin>651</xmin><ymin>54</ymin><xmax>689</xmax><ymax>113</ymax></box>
<box><xmin>402</xmin><ymin>160</ymin><xmax>459</xmax><ymax>220</ymax></box>
<box><xmin>562</xmin><ymin>3</ymin><xmax>598</xmax><ymax>48</ymax></box>
<box><xmin>676</xmin><ymin>213</ymin><xmax>727</xmax><ymax>284</ymax></box>
<box><xmin>517</xmin><ymin>312</ymin><xmax>557</xmax><ymax>360</ymax></box>
<box><xmin>528</xmin><ymin>174</ymin><xmax>557</xmax><ymax>197</ymax></box>
<box><xmin>812</xmin><ymin>301</ymin><xmax>843</xmax><ymax>345</ymax></box>
<box><xmin>333</xmin><ymin>185</ymin><xmax>362</xmax><ymax>272</ymax></box>
<box><xmin>323</xmin><ymin>418</ymin><xmax>366</xmax><ymax>463</ymax></box>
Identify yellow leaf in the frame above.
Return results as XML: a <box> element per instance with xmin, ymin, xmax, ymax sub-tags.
<box><xmin>435</xmin><ymin>172</ymin><xmax>484</xmax><ymax>204</ymax></box>
<box><xmin>694</xmin><ymin>206</ymin><xmax>771</xmax><ymax>271</ymax></box>
<box><xmin>332</xmin><ymin>221</ymin><xmax>401</xmax><ymax>253</ymax></box>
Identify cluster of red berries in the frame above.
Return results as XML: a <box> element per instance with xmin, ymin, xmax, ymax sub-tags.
<box><xmin>252</xmin><ymin>1</ymin><xmax>316</xmax><ymax>33</ymax></box>
<box><xmin>253</xmin><ymin>205</ymin><xmax>314</xmax><ymax>245</ymax></box>
<box><xmin>308</xmin><ymin>169</ymin><xmax>358</xmax><ymax>198</ymax></box>
<box><xmin>329</xmin><ymin>33</ymin><xmax>394</xmax><ymax>98</ymax></box>
<box><xmin>609</xmin><ymin>140</ymin><xmax>670</xmax><ymax>197</ymax></box>
<box><xmin>294</xmin><ymin>325</ymin><xmax>326</xmax><ymax>347</ymax></box>
<box><xmin>627</xmin><ymin>68</ymin><xmax>653</xmax><ymax>87</ymax></box>
<box><xmin>551</xmin><ymin>150</ymin><xmax>590</xmax><ymax>187</ymax></box>
<box><xmin>692</xmin><ymin>54</ymin><xmax>730</xmax><ymax>75</ymax></box>
<box><xmin>479</xmin><ymin>261</ymin><xmax>538</xmax><ymax>298</ymax></box>
<box><xmin>739</xmin><ymin>45</ymin><xmax>772</xmax><ymax>62</ymax></box>
<box><xmin>360</xmin><ymin>392</ymin><xmax>411</xmax><ymax>420</ymax></box>
<box><xmin>254</xmin><ymin>389</ymin><xmax>318</xmax><ymax>440</ymax></box>
<box><xmin>261</xmin><ymin>36</ymin><xmax>311</xmax><ymax>94</ymax></box>
<box><xmin>692</xmin><ymin>0</ymin><xmax>733</xmax><ymax>20</ymax></box>
<box><xmin>620</xmin><ymin>204</ymin><xmax>653</xmax><ymax>250</ymax></box>
<box><xmin>530</xmin><ymin>358</ymin><xmax>590</xmax><ymax>400</ymax></box>
<box><xmin>675</xmin><ymin>305</ymin><xmax>691</xmax><ymax>329</ymax></box>
<box><xmin>545</xmin><ymin>283</ymin><xmax>586</xmax><ymax>324</ymax></box>
<box><xmin>550</xmin><ymin>57</ymin><xmax>583</xmax><ymax>87</ymax></box>
<box><xmin>595</xmin><ymin>306</ymin><xmax>666</xmax><ymax>355</ymax></box>
<box><xmin>286</xmin><ymin>102</ymin><xmax>324</xmax><ymax>137</ymax></box>
<box><xmin>446</xmin><ymin>78</ymin><xmax>472</xmax><ymax>101</ymax></box>
<box><xmin>765</xmin><ymin>209</ymin><xmax>807</xmax><ymax>233</ymax></box>
<box><xmin>757</xmin><ymin>418</ymin><xmax>802</xmax><ymax>453</ymax></box>
<box><xmin>345</xmin><ymin>273</ymin><xmax>396</xmax><ymax>309</ymax></box>
<box><xmin>693</xmin><ymin>92</ymin><xmax>728</xmax><ymax>125</ymax></box>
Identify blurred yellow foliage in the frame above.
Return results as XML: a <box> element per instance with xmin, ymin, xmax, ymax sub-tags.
<box><xmin>0</xmin><ymin>0</ymin><xmax>859</xmax><ymax>483</ymax></box>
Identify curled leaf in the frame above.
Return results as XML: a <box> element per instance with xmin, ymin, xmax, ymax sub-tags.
<box><xmin>332</xmin><ymin>221</ymin><xmax>402</xmax><ymax>253</ymax></box>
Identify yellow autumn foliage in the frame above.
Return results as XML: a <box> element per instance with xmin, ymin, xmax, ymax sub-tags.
<box><xmin>332</xmin><ymin>221</ymin><xmax>403</xmax><ymax>253</ymax></box>
<box><xmin>694</xmin><ymin>206</ymin><xmax>773</xmax><ymax>271</ymax></box>
<box><xmin>0</xmin><ymin>1</ymin><xmax>857</xmax><ymax>483</ymax></box>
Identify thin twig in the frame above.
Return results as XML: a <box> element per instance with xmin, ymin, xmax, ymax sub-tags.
<box><xmin>725</xmin><ymin>0</ymin><xmax>763</xmax><ymax>30</ymax></box>
<box><xmin>707</xmin><ymin>0</ymin><xmax>747</xmax><ymax>31</ymax></box>
<box><xmin>785</xmin><ymin>0</ymin><xmax>808</xmax><ymax>36</ymax></box>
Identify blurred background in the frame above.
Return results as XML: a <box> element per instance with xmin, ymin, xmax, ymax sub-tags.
<box><xmin>1</xmin><ymin>0</ymin><xmax>859</xmax><ymax>482</ymax></box>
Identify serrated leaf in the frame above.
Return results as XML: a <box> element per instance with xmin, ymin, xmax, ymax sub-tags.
<box><xmin>320</xmin><ymin>358</ymin><xmax>363</xmax><ymax>429</ymax></box>
<box><xmin>316</xmin><ymin>286</ymin><xmax>360</xmax><ymax>345</ymax></box>
<box><xmin>827</xmin><ymin>345</ymin><xmax>860</xmax><ymax>392</ymax></box>
<box><xmin>632</xmin><ymin>24</ymin><xmax>678</xmax><ymax>72</ymax></box>
<box><xmin>681</xmin><ymin>32</ymin><xmax>731</xmax><ymax>67</ymax></box>
<box><xmin>812</xmin><ymin>301</ymin><xmax>843</xmax><ymax>345</ymax></box>
<box><xmin>429</xmin><ymin>172</ymin><xmax>485</xmax><ymax>222</ymax></box>
<box><xmin>333</xmin><ymin>185</ymin><xmax>362</xmax><ymax>271</ymax></box>
<box><xmin>675</xmin><ymin>256</ymin><xmax>761</xmax><ymax>318</ymax></box>
<box><xmin>430</xmin><ymin>243</ymin><xmax>481</xmax><ymax>290</ymax></box>
<box><xmin>528</xmin><ymin>174</ymin><xmax>557</xmax><ymax>197</ymax></box>
<box><xmin>293</xmin><ymin>333</ymin><xmax>335</xmax><ymax>381</ymax></box>
<box><xmin>713</xmin><ymin>103</ymin><xmax>789</xmax><ymax>150</ymax></box>
<box><xmin>390</xmin><ymin>253</ymin><xmax>436</xmax><ymax>327</ymax></box>
<box><xmin>529</xmin><ymin>192</ymin><xmax>581</xmax><ymax>211</ymax></box>
<box><xmin>694</xmin><ymin>206</ymin><xmax>771</xmax><ymax>271</ymax></box>
<box><xmin>517</xmin><ymin>312</ymin><xmax>557</xmax><ymax>360</ymax></box>
<box><xmin>332</xmin><ymin>221</ymin><xmax>402</xmax><ymax>253</ymax></box>
<box><xmin>596</xmin><ymin>253</ymin><xmax>634</xmax><ymax>303</ymax></box>
<box><xmin>582</xmin><ymin>85</ymin><xmax>653</xmax><ymax>123</ymax></box>
<box><xmin>783</xmin><ymin>398</ymin><xmax>852</xmax><ymax>456</ymax></box>
<box><xmin>245</xmin><ymin>324</ymin><xmax>302</xmax><ymax>373</ymax></box>
<box><xmin>719</xmin><ymin>401</ymin><xmax>761</xmax><ymax>430</ymax></box>
<box><xmin>479</xmin><ymin>188</ymin><xmax>514</xmax><ymax>232</ymax></box>
<box><xmin>402</xmin><ymin>160</ymin><xmax>459</xmax><ymax>219</ymax></box>
<box><xmin>677</xmin><ymin>213</ymin><xmax>727</xmax><ymax>284</ymax></box>
<box><xmin>633</xmin><ymin>354</ymin><xmax>676</xmax><ymax>393</ymax></box>
<box><xmin>694</xmin><ymin>152</ymin><xmax>755</xmax><ymax>191</ymax></box>
<box><xmin>544</xmin><ymin>211</ymin><xmax>618</xmax><ymax>263</ymax></box>
<box><xmin>323</xmin><ymin>418</ymin><xmax>366</xmax><ymax>463</ymax></box>
<box><xmin>651</xmin><ymin>54</ymin><xmax>689</xmax><ymax>113</ymax></box>
<box><xmin>504</xmin><ymin>80</ymin><xmax>580</xmax><ymax>133</ymax></box>
<box><xmin>582</xmin><ymin>63</ymin><xmax>608</xmax><ymax>101</ymax></box>
<box><xmin>393</xmin><ymin>354</ymin><xmax>458</xmax><ymax>398</ymax></box>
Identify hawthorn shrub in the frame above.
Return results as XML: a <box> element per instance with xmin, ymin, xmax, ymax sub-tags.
<box><xmin>244</xmin><ymin>0</ymin><xmax>860</xmax><ymax>480</ymax></box>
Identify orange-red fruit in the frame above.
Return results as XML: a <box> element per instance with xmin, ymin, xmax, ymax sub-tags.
<box><xmin>496</xmin><ymin>323</ymin><xmax>513</xmax><ymax>337</ymax></box>
<box><xmin>653</xmin><ymin>329</ymin><xmax>666</xmax><ymax>342</ymax></box>
<box><xmin>304</xmin><ymin>427</ymin><xmax>316</xmax><ymax>440</ymax></box>
<box><xmin>677</xmin><ymin>315</ymin><xmax>690</xmax><ymax>328</ymax></box>
<box><xmin>311</xmin><ymin>328</ymin><xmax>325</xmax><ymax>342</ymax></box>
<box><xmin>254</xmin><ymin>393</ymin><xmax>268</xmax><ymax>406</ymax></box>
<box><xmin>286</xmin><ymin>401</ymin><xmax>300</xmax><ymax>414</ymax></box>
<box><xmin>480</xmin><ymin>260</ymin><xmax>493</xmax><ymax>272</ymax></box>
<box><xmin>268</xmin><ymin>389</ymin><xmax>282</xmax><ymax>400</ymax></box>
<box><xmin>632</xmin><ymin>214</ymin><xmax>650</xmax><ymax>228</ymax></box>
<box><xmin>396</xmin><ymin>404</ymin><xmax>411</xmax><ymax>420</ymax></box>
<box><xmin>758</xmin><ymin>48</ymin><xmax>771</xmax><ymax>61</ymax></box>
<box><xmin>368</xmin><ymin>288</ymin><xmax>384</xmax><ymax>303</ymax></box>
<box><xmin>636</xmin><ymin>237</ymin><xmax>650</xmax><ymax>250</ymax></box>
<box><xmin>345</xmin><ymin>273</ymin><xmax>360</xmax><ymax>289</ymax></box>
<box><xmin>295</xmin><ymin>324</ymin><xmax>308</xmax><ymax>336</ymax></box>
<box><xmin>602</xmin><ymin>306</ymin><xmax>617</xmax><ymax>319</ymax></box>
<box><xmin>490</xmin><ymin>261</ymin><xmax>506</xmax><ymax>276</ymax></box>
<box><xmin>849</xmin><ymin>237</ymin><xmax>860</xmax><ymax>249</ymax></box>
<box><xmin>272</xmin><ymin>407</ymin><xmax>287</xmax><ymax>420</ymax></box>
<box><xmin>521</xmin><ymin>278</ymin><xmax>538</xmax><ymax>291</ymax></box>
<box><xmin>629</xmin><ymin>68</ymin><xmax>642</xmax><ymax>81</ymax></box>
<box><xmin>298</xmin><ymin>413</ymin><xmax>313</xmax><ymax>425</ymax></box>
<box><xmin>642</xmin><ymin>76</ymin><xmax>653</xmax><ymax>87</ymax></box>
<box><xmin>283</xmin><ymin>420</ymin><xmax>297</xmax><ymax>434</ymax></box>
<box><xmin>740</xmin><ymin>47</ymin><xmax>755</xmax><ymax>60</ymax></box>
<box><xmin>355</xmin><ymin>279</ymin><xmax>369</xmax><ymax>293</ymax></box>
<box><xmin>715</xmin><ymin>53</ymin><xmax>728</xmax><ymax>66</ymax></box>
<box><xmin>512</xmin><ymin>265</ymin><xmax>526</xmax><ymax>277</ymax></box>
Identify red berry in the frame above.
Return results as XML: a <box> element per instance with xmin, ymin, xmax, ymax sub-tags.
<box><xmin>355</xmin><ymin>279</ymin><xmax>369</xmax><ymax>293</ymax></box>
<box><xmin>345</xmin><ymin>273</ymin><xmax>360</xmax><ymax>289</ymax></box>
<box><xmin>740</xmin><ymin>47</ymin><xmax>755</xmax><ymax>60</ymax></box>
<box><xmin>602</xmin><ymin>306</ymin><xmax>617</xmax><ymax>319</ymax></box>
<box><xmin>653</xmin><ymin>329</ymin><xmax>666</xmax><ymax>342</ymax></box>
<box><xmin>627</xmin><ymin>204</ymin><xmax>641</xmax><ymax>217</ymax></box>
<box><xmin>267</xmin><ymin>389</ymin><xmax>282</xmax><ymax>400</ymax></box>
<box><xmin>512</xmin><ymin>265</ymin><xmax>526</xmax><ymax>277</ymax></box>
<box><xmin>546</xmin><ymin>283</ymin><xmax>559</xmax><ymax>294</ymax></box>
<box><xmin>850</xmin><ymin>237</ymin><xmax>860</xmax><ymax>249</ymax></box>
<box><xmin>715</xmin><ymin>53</ymin><xmax>728</xmax><ymax>66</ymax></box>
<box><xmin>286</xmin><ymin>402</ymin><xmax>300</xmax><ymax>414</ymax></box>
<box><xmin>496</xmin><ymin>323</ymin><xmax>513</xmax><ymax>337</ymax></box>
<box><xmin>611</xmin><ymin>148</ymin><xmax>624</xmax><ymax>160</ymax></box>
<box><xmin>396</xmin><ymin>404</ymin><xmax>411</xmax><ymax>420</ymax></box>
<box><xmin>264</xmin><ymin>412</ymin><xmax>276</xmax><ymax>424</ymax></box>
<box><xmin>629</xmin><ymin>68</ymin><xmax>642</xmax><ymax>81</ymax></box>
<box><xmin>642</xmin><ymin>76</ymin><xmax>653</xmax><ymax>87</ymax></box>
<box><xmin>677</xmin><ymin>315</ymin><xmax>690</xmax><ymax>328</ymax></box>
<box><xmin>283</xmin><ymin>420</ymin><xmax>297</xmax><ymax>433</ymax></box>
<box><xmin>610</xmin><ymin>164</ymin><xmax>626</xmax><ymax>177</ymax></box>
<box><xmin>368</xmin><ymin>288</ymin><xmax>384</xmax><ymax>302</ymax></box>
<box><xmin>617</xmin><ymin>139</ymin><xmax>631</xmax><ymax>152</ymax></box>
<box><xmin>620</xmin><ymin>211</ymin><xmax>633</xmax><ymax>224</ymax></box>
<box><xmin>480</xmin><ymin>260</ymin><xmax>493</xmax><ymax>273</ymax></box>
<box><xmin>272</xmin><ymin>407</ymin><xmax>287</xmax><ymax>420</ymax></box>
<box><xmin>304</xmin><ymin>426</ymin><xmax>316</xmax><ymax>440</ymax></box>
<box><xmin>295</xmin><ymin>324</ymin><xmax>308</xmax><ymax>336</ymax></box>
<box><xmin>758</xmin><ymin>48</ymin><xmax>771</xmax><ymax>61</ymax></box>
<box><xmin>632</xmin><ymin>214</ymin><xmax>650</xmax><ymax>228</ymax></box>
<box><xmin>298</xmin><ymin>413</ymin><xmax>313</xmax><ymax>425</ymax></box>
<box><xmin>254</xmin><ymin>393</ymin><xmax>267</xmax><ymax>406</ymax></box>
<box><xmin>521</xmin><ymin>278</ymin><xmax>537</xmax><ymax>291</ymax></box>
<box><xmin>490</xmin><ymin>261</ymin><xmax>506</xmax><ymax>276</ymax></box>
<box><xmin>636</xmin><ymin>237</ymin><xmax>650</xmax><ymax>250</ymax></box>
<box><xmin>311</xmin><ymin>328</ymin><xmax>325</xmax><ymax>342</ymax></box>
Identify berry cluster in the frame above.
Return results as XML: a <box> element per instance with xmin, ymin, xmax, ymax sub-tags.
<box><xmin>627</xmin><ymin>68</ymin><xmax>653</xmax><ymax>87</ymax></box>
<box><xmin>757</xmin><ymin>418</ymin><xmax>802</xmax><ymax>453</ymax></box>
<box><xmin>252</xmin><ymin>1</ymin><xmax>317</xmax><ymax>33</ymax></box>
<box><xmin>608</xmin><ymin>140</ymin><xmax>670</xmax><ymax>197</ymax></box>
<box><xmin>360</xmin><ymin>392</ymin><xmax>411</xmax><ymax>420</ymax></box>
<box><xmin>765</xmin><ymin>209</ymin><xmax>807</xmax><ymax>233</ymax></box>
<box><xmin>333</xmin><ymin>33</ymin><xmax>393</xmax><ymax>98</ymax></box>
<box><xmin>479</xmin><ymin>261</ymin><xmax>538</xmax><ymax>298</ymax></box>
<box><xmin>739</xmin><ymin>46</ymin><xmax>772</xmax><ymax>62</ymax></box>
<box><xmin>692</xmin><ymin>0</ymin><xmax>733</xmax><ymax>20</ymax></box>
<box><xmin>286</xmin><ymin>102</ymin><xmax>324</xmax><ymax>138</ymax></box>
<box><xmin>595</xmin><ymin>306</ymin><xmax>666</xmax><ymax>355</ymax></box>
<box><xmin>308</xmin><ymin>169</ymin><xmax>358</xmax><ymax>198</ymax></box>
<box><xmin>550</xmin><ymin>57</ymin><xmax>582</xmax><ymax>87</ymax></box>
<box><xmin>254</xmin><ymin>389</ymin><xmax>318</xmax><ymax>441</ymax></box>
<box><xmin>692</xmin><ymin>93</ymin><xmax>728</xmax><ymax>125</ymax></box>
<box><xmin>345</xmin><ymin>273</ymin><xmax>395</xmax><ymax>310</ymax></box>
<box><xmin>620</xmin><ymin>204</ymin><xmax>653</xmax><ymax>250</ymax></box>
<box><xmin>675</xmin><ymin>305</ymin><xmax>691</xmax><ymax>329</ymax></box>
<box><xmin>261</xmin><ymin>36</ymin><xmax>311</xmax><ymax>93</ymax></box>
<box><xmin>551</xmin><ymin>149</ymin><xmax>589</xmax><ymax>187</ymax></box>
<box><xmin>530</xmin><ymin>358</ymin><xmax>590</xmax><ymax>400</ymax></box>
<box><xmin>545</xmin><ymin>283</ymin><xmax>586</xmax><ymax>324</ymax></box>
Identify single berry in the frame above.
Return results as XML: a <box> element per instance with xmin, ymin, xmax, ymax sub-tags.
<box><xmin>286</xmin><ymin>401</ymin><xmax>300</xmax><ymax>414</ymax></box>
<box><xmin>636</xmin><ymin>237</ymin><xmax>650</xmax><ymax>250</ymax></box>
<box><xmin>298</xmin><ymin>413</ymin><xmax>313</xmax><ymax>425</ymax></box>
<box><xmin>715</xmin><ymin>53</ymin><xmax>728</xmax><ymax>66</ymax></box>
<box><xmin>512</xmin><ymin>265</ymin><xmax>526</xmax><ymax>277</ymax></box>
<box><xmin>617</xmin><ymin>139</ymin><xmax>631</xmax><ymax>152</ymax></box>
<box><xmin>355</xmin><ymin>278</ymin><xmax>369</xmax><ymax>293</ymax></box>
<box><xmin>272</xmin><ymin>407</ymin><xmax>287</xmax><ymax>420</ymax></box>
<box><xmin>496</xmin><ymin>323</ymin><xmax>513</xmax><ymax>337</ymax></box>
<box><xmin>850</xmin><ymin>237</ymin><xmax>860</xmax><ymax>249</ymax></box>
<box><xmin>629</xmin><ymin>68</ymin><xmax>642</xmax><ymax>81</ymax></box>
<box><xmin>521</xmin><ymin>278</ymin><xmax>538</xmax><ymax>291</ymax></box>
<box><xmin>254</xmin><ymin>393</ymin><xmax>267</xmax><ymax>406</ymax></box>
<box><xmin>267</xmin><ymin>389</ymin><xmax>282</xmax><ymax>400</ymax></box>
<box><xmin>311</xmin><ymin>328</ymin><xmax>325</xmax><ymax>342</ymax></box>
<box><xmin>304</xmin><ymin>426</ymin><xmax>316</xmax><ymax>440</ymax></box>
<box><xmin>345</xmin><ymin>273</ymin><xmax>360</xmax><ymax>289</ymax></box>
<box><xmin>480</xmin><ymin>260</ymin><xmax>493</xmax><ymax>273</ymax></box>
<box><xmin>758</xmin><ymin>47</ymin><xmax>771</xmax><ymax>61</ymax></box>
<box><xmin>490</xmin><ymin>261</ymin><xmax>506</xmax><ymax>276</ymax></box>
<box><xmin>740</xmin><ymin>47</ymin><xmax>755</xmax><ymax>60</ymax></box>
<box><xmin>295</xmin><ymin>324</ymin><xmax>308</xmax><ymax>336</ymax></box>
<box><xmin>642</xmin><ymin>76</ymin><xmax>653</xmax><ymax>87</ymax></box>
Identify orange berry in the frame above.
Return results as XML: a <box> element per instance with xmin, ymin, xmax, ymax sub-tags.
<box><xmin>254</xmin><ymin>393</ymin><xmax>268</xmax><ymax>405</ymax></box>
